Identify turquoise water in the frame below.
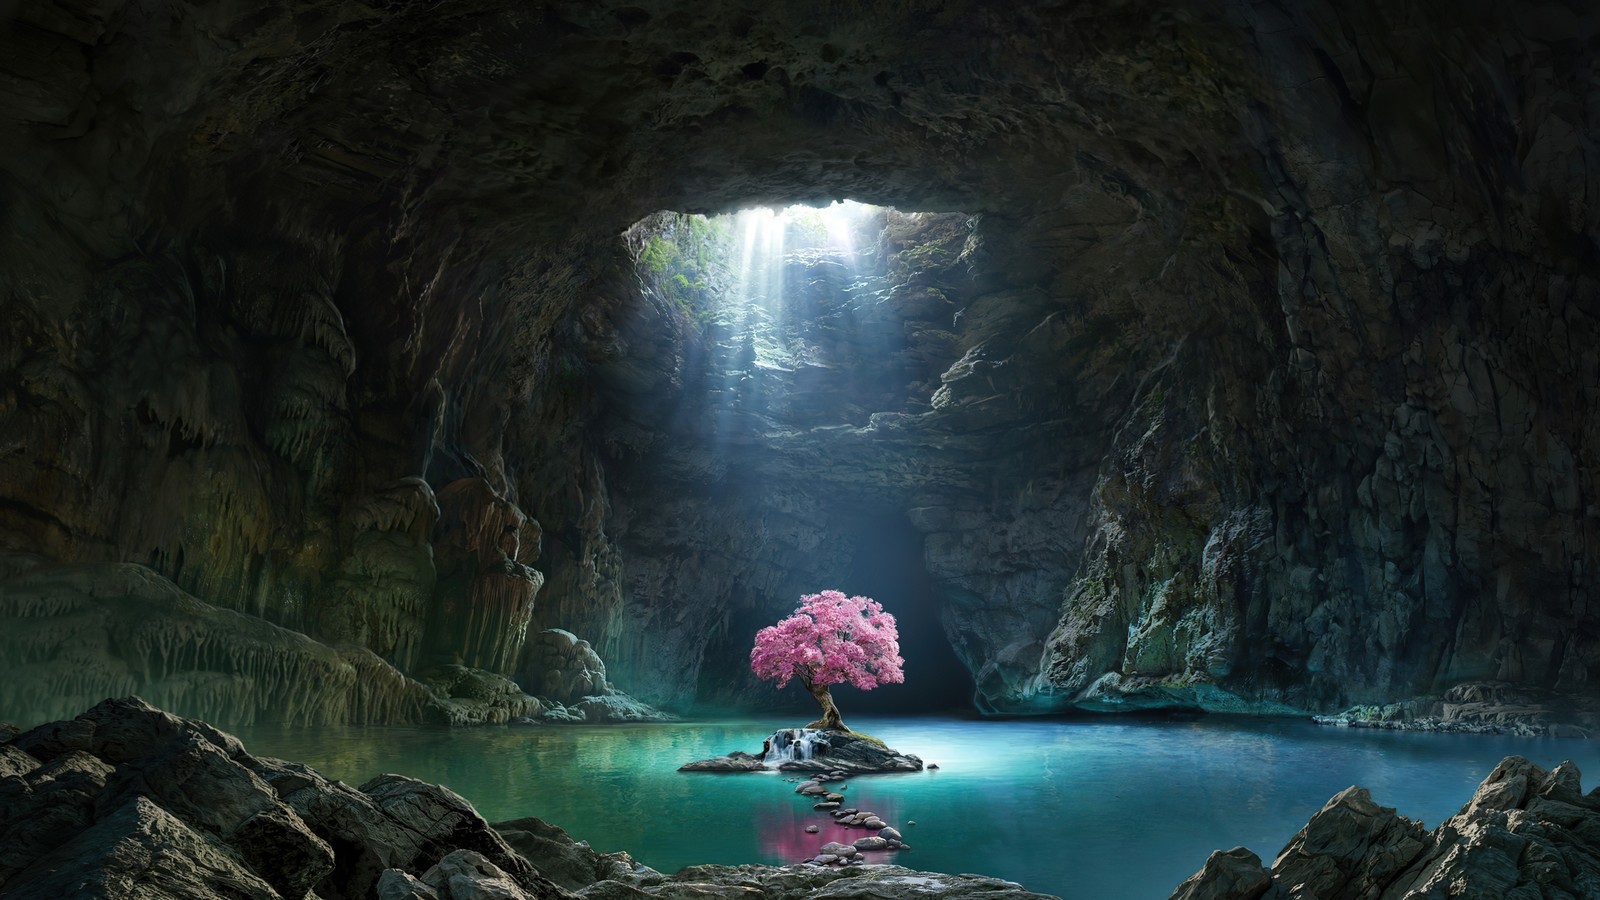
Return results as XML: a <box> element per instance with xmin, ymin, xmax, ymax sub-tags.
<box><xmin>233</xmin><ymin>715</ymin><xmax>1599</xmax><ymax>899</ymax></box>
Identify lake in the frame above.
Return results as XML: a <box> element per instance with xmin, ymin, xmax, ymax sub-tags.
<box><xmin>232</xmin><ymin>715</ymin><xmax>1600</xmax><ymax>899</ymax></box>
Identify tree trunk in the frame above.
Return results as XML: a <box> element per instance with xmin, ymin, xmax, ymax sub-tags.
<box><xmin>803</xmin><ymin>679</ymin><xmax>849</xmax><ymax>732</ymax></box>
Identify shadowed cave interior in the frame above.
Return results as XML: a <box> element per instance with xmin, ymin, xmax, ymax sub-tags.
<box><xmin>3</xmin><ymin>0</ymin><xmax>1600</xmax><ymax>897</ymax></box>
<box><xmin>4</xmin><ymin>0</ymin><xmax>1597</xmax><ymax>731</ymax></box>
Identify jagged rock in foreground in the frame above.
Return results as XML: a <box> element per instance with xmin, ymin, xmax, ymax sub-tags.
<box><xmin>0</xmin><ymin>698</ymin><xmax>1049</xmax><ymax>900</ymax></box>
<box><xmin>680</xmin><ymin>730</ymin><xmax>923</xmax><ymax>774</ymax></box>
<box><xmin>0</xmin><ymin>697</ymin><xmax>566</xmax><ymax>899</ymax></box>
<box><xmin>1171</xmin><ymin>756</ymin><xmax>1600</xmax><ymax>899</ymax></box>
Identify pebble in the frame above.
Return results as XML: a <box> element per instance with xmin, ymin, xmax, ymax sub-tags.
<box><xmin>805</xmin><ymin>825</ymin><xmax>820</xmax><ymax>833</ymax></box>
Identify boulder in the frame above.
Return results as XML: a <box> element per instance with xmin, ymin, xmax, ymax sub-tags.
<box><xmin>0</xmin><ymin>697</ymin><xmax>568</xmax><ymax>900</ymax></box>
<box><xmin>493</xmin><ymin>817</ymin><xmax>654</xmax><ymax>892</ymax></box>
<box><xmin>1172</xmin><ymin>756</ymin><xmax>1600</xmax><ymax>898</ymax></box>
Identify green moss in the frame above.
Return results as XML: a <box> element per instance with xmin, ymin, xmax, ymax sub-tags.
<box><xmin>845</xmin><ymin>729</ymin><xmax>887</xmax><ymax>747</ymax></box>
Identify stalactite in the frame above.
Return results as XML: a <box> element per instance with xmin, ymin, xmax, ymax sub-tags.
<box><xmin>427</xmin><ymin>478</ymin><xmax>546</xmax><ymax>674</ymax></box>
<box><xmin>0</xmin><ymin>556</ymin><xmax>431</xmax><ymax>727</ymax></box>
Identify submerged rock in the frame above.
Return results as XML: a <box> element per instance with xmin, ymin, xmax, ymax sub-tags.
<box><xmin>1171</xmin><ymin>755</ymin><xmax>1600</xmax><ymax>898</ymax></box>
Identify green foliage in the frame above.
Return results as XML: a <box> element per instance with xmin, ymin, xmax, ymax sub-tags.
<box><xmin>627</xmin><ymin>212</ymin><xmax>734</xmax><ymax>321</ymax></box>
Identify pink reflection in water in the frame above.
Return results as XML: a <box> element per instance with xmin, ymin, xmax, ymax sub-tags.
<box><xmin>757</xmin><ymin>787</ymin><xmax>904</xmax><ymax>863</ymax></box>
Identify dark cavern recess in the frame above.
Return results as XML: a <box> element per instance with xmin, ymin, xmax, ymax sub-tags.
<box><xmin>2</xmin><ymin>0</ymin><xmax>1598</xmax><ymax>732</ymax></box>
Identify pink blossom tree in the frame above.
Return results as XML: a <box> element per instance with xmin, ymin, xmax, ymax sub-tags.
<box><xmin>749</xmin><ymin>589</ymin><xmax>905</xmax><ymax>732</ymax></box>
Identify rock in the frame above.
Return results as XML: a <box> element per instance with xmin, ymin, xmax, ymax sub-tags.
<box><xmin>4</xmin><ymin>795</ymin><xmax>284</xmax><ymax>900</ymax></box>
<box><xmin>419</xmin><ymin>665</ymin><xmax>543</xmax><ymax>726</ymax></box>
<box><xmin>814</xmin><ymin>802</ymin><xmax>840</xmax><ymax>811</ymax></box>
<box><xmin>525</xmin><ymin>630</ymin><xmax>611</xmax><ymax>705</ymax></box>
<box><xmin>421</xmin><ymin>849</ymin><xmax>534</xmax><ymax>900</ymax></box>
<box><xmin>676</xmin><ymin>753</ymin><xmax>768</xmax><ymax>773</ymax></box>
<box><xmin>493</xmin><ymin>817</ymin><xmax>653</xmax><ymax>892</ymax></box>
<box><xmin>1172</xmin><ymin>756</ymin><xmax>1600</xmax><ymax>898</ymax></box>
<box><xmin>380</xmin><ymin>868</ymin><xmax>445</xmax><ymax>900</ymax></box>
<box><xmin>796</xmin><ymin>781</ymin><xmax>828</xmax><ymax>795</ymax></box>
<box><xmin>853</xmin><ymin>837</ymin><xmax>890</xmax><ymax>852</ymax></box>
<box><xmin>862</xmin><ymin>817</ymin><xmax>886</xmax><ymax>830</ymax></box>
<box><xmin>360</xmin><ymin>774</ymin><xmax>541</xmax><ymax>888</ymax></box>
<box><xmin>1168</xmin><ymin>848</ymin><xmax>1270</xmax><ymax>900</ymax></box>
<box><xmin>805</xmin><ymin>825</ymin><xmax>820</xmax><ymax>834</ymax></box>
<box><xmin>819</xmin><ymin>842</ymin><xmax>853</xmax><ymax>856</ymax></box>
<box><xmin>572</xmin><ymin>694</ymin><xmax>674</xmax><ymax>724</ymax></box>
<box><xmin>772</xmin><ymin>733</ymin><xmax>923</xmax><ymax>775</ymax></box>
<box><xmin>879</xmin><ymin>827</ymin><xmax>902</xmax><ymax>841</ymax></box>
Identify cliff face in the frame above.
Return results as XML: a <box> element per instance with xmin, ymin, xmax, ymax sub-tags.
<box><xmin>1</xmin><ymin>0</ymin><xmax>1596</xmax><ymax>724</ymax></box>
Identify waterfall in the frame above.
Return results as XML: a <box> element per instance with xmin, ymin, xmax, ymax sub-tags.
<box><xmin>761</xmin><ymin>728</ymin><xmax>829</xmax><ymax>766</ymax></box>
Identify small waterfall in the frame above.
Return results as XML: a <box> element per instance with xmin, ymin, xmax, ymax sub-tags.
<box><xmin>761</xmin><ymin>728</ymin><xmax>828</xmax><ymax>766</ymax></box>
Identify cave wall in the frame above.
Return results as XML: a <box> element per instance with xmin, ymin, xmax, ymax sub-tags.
<box><xmin>1</xmin><ymin>0</ymin><xmax>1596</xmax><ymax>724</ymax></box>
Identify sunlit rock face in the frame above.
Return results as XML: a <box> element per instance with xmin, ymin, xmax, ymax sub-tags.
<box><xmin>1</xmin><ymin>0</ymin><xmax>1597</xmax><ymax>722</ymax></box>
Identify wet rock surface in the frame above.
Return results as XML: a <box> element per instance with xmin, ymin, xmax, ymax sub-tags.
<box><xmin>1</xmin><ymin>0</ymin><xmax>1598</xmax><ymax>723</ymax></box>
<box><xmin>0</xmin><ymin>699</ymin><xmax>1053</xmax><ymax>899</ymax></box>
<box><xmin>680</xmin><ymin>730</ymin><xmax>922</xmax><ymax>774</ymax></box>
<box><xmin>1172</xmin><ymin>756</ymin><xmax>1600</xmax><ymax>899</ymax></box>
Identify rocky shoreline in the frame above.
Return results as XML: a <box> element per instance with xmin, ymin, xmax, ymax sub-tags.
<box><xmin>1311</xmin><ymin>681</ymin><xmax>1599</xmax><ymax>739</ymax></box>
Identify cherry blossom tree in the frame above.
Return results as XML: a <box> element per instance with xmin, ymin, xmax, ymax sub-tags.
<box><xmin>749</xmin><ymin>589</ymin><xmax>904</xmax><ymax>732</ymax></box>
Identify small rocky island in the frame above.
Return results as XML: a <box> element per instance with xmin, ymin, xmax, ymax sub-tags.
<box><xmin>678</xmin><ymin>728</ymin><xmax>924</xmax><ymax>774</ymax></box>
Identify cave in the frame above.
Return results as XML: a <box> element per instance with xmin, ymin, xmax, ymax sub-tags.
<box><xmin>2</xmin><ymin>1</ymin><xmax>1599</xmax><ymax>897</ymax></box>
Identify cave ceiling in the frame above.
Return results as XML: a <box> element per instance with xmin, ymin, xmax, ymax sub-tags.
<box><xmin>2</xmin><ymin>0</ymin><xmax>1598</xmax><ymax>725</ymax></box>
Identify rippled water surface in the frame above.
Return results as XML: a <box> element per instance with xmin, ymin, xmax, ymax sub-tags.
<box><xmin>233</xmin><ymin>716</ymin><xmax>1599</xmax><ymax>899</ymax></box>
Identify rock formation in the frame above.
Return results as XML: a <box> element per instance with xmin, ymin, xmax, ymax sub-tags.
<box><xmin>2</xmin><ymin>0</ymin><xmax>1598</xmax><ymax>721</ymax></box>
<box><xmin>1171</xmin><ymin>755</ymin><xmax>1600</xmax><ymax>899</ymax></box>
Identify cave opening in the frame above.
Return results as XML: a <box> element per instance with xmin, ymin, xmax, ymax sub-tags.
<box><xmin>610</xmin><ymin>199</ymin><xmax>983</xmax><ymax>715</ymax></box>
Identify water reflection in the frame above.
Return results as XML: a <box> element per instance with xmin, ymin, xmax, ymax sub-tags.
<box><xmin>234</xmin><ymin>716</ymin><xmax>1600</xmax><ymax>900</ymax></box>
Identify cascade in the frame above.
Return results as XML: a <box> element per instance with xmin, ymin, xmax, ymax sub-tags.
<box><xmin>761</xmin><ymin>728</ymin><xmax>829</xmax><ymax>766</ymax></box>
